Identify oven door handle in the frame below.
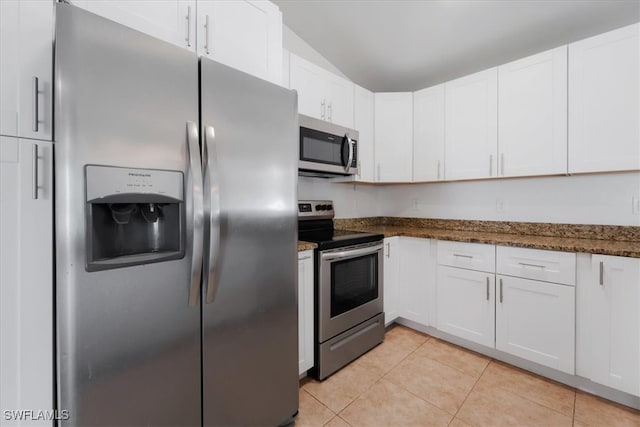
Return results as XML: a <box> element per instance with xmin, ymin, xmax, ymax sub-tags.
<box><xmin>321</xmin><ymin>243</ymin><xmax>384</xmax><ymax>262</ymax></box>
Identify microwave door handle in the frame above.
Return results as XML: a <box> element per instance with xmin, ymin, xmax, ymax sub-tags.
<box><xmin>203</xmin><ymin>125</ymin><xmax>222</xmax><ymax>304</ymax></box>
<box><xmin>186</xmin><ymin>121</ymin><xmax>204</xmax><ymax>307</ymax></box>
<box><xmin>321</xmin><ymin>243</ymin><xmax>384</xmax><ymax>262</ymax></box>
<box><xmin>345</xmin><ymin>134</ymin><xmax>354</xmax><ymax>172</ymax></box>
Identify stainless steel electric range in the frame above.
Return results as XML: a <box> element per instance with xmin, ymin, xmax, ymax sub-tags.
<box><xmin>298</xmin><ymin>200</ymin><xmax>385</xmax><ymax>380</ymax></box>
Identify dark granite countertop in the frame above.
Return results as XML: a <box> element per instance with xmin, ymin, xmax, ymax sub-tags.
<box><xmin>333</xmin><ymin>218</ymin><xmax>640</xmax><ymax>258</ymax></box>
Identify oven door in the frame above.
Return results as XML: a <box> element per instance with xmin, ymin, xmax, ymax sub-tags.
<box><xmin>318</xmin><ymin>241</ymin><xmax>384</xmax><ymax>342</ymax></box>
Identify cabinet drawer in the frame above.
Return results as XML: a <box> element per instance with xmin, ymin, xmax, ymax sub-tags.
<box><xmin>497</xmin><ymin>246</ymin><xmax>576</xmax><ymax>286</ymax></box>
<box><xmin>437</xmin><ymin>241</ymin><xmax>495</xmax><ymax>273</ymax></box>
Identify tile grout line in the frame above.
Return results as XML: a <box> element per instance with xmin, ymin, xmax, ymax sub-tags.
<box><xmin>476</xmin><ymin>361</ymin><xmax>579</xmax><ymax>422</ymax></box>
<box><xmin>447</xmin><ymin>357</ymin><xmax>493</xmax><ymax>425</ymax></box>
<box><xmin>301</xmin><ymin>388</ymin><xmax>339</xmax><ymax>419</ymax></box>
<box><xmin>572</xmin><ymin>391</ymin><xmax>577</xmax><ymax>426</ymax></box>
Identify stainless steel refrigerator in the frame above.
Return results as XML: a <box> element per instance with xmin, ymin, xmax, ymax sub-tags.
<box><xmin>54</xmin><ymin>4</ymin><xmax>298</xmax><ymax>426</ymax></box>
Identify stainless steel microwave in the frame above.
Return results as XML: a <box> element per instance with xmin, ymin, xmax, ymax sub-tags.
<box><xmin>298</xmin><ymin>115</ymin><xmax>358</xmax><ymax>177</ymax></box>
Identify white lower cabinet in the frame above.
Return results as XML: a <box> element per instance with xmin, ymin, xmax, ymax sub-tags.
<box><xmin>383</xmin><ymin>237</ymin><xmax>400</xmax><ymax>325</ymax></box>
<box><xmin>436</xmin><ymin>265</ymin><xmax>495</xmax><ymax>347</ymax></box>
<box><xmin>398</xmin><ymin>237</ymin><xmax>431</xmax><ymax>326</ymax></box>
<box><xmin>580</xmin><ymin>255</ymin><xmax>640</xmax><ymax>397</ymax></box>
<box><xmin>0</xmin><ymin>137</ymin><xmax>53</xmax><ymax>425</ymax></box>
<box><xmin>297</xmin><ymin>250</ymin><xmax>314</xmax><ymax>376</ymax></box>
<box><xmin>495</xmin><ymin>275</ymin><xmax>575</xmax><ymax>374</ymax></box>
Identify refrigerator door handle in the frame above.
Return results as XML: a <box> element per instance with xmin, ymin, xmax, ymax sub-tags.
<box><xmin>203</xmin><ymin>124</ymin><xmax>221</xmax><ymax>304</ymax></box>
<box><xmin>187</xmin><ymin>121</ymin><xmax>204</xmax><ymax>307</ymax></box>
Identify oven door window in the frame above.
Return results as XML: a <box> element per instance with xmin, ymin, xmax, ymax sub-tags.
<box><xmin>330</xmin><ymin>253</ymin><xmax>378</xmax><ymax>318</ymax></box>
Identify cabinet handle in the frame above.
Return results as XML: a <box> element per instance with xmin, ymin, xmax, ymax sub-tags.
<box><xmin>32</xmin><ymin>144</ymin><xmax>39</xmax><ymax>200</ymax></box>
<box><xmin>499</xmin><ymin>278</ymin><xmax>503</xmax><ymax>303</ymax></box>
<box><xmin>453</xmin><ymin>253</ymin><xmax>473</xmax><ymax>259</ymax></box>
<box><xmin>328</xmin><ymin>102</ymin><xmax>333</xmax><ymax>122</ymax></box>
<box><xmin>377</xmin><ymin>163</ymin><xmax>381</xmax><ymax>181</ymax></box>
<box><xmin>298</xmin><ymin>255</ymin><xmax>312</xmax><ymax>261</ymax></box>
<box><xmin>320</xmin><ymin>99</ymin><xmax>325</xmax><ymax>120</ymax></box>
<box><xmin>489</xmin><ymin>154</ymin><xmax>493</xmax><ymax>176</ymax></box>
<box><xmin>357</xmin><ymin>160</ymin><xmax>361</xmax><ymax>178</ymax></box>
<box><xmin>185</xmin><ymin>6</ymin><xmax>192</xmax><ymax>47</ymax></box>
<box><xmin>486</xmin><ymin>277</ymin><xmax>490</xmax><ymax>301</ymax></box>
<box><xmin>501</xmin><ymin>153</ymin><xmax>505</xmax><ymax>176</ymax></box>
<box><xmin>437</xmin><ymin>160</ymin><xmax>441</xmax><ymax>180</ymax></box>
<box><xmin>599</xmin><ymin>261</ymin><xmax>604</xmax><ymax>286</ymax></box>
<box><xmin>32</xmin><ymin>77</ymin><xmax>39</xmax><ymax>132</ymax></box>
<box><xmin>204</xmin><ymin>14</ymin><xmax>210</xmax><ymax>54</ymax></box>
<box><xmin>386</xmin><ymin>242</ymin><xmax>390</xmax><ymax>258</ymax></box>
<box><xmin>518</xmin><ymin>262</ymin><xmax>545</xmax><ymax>270</ymax></box>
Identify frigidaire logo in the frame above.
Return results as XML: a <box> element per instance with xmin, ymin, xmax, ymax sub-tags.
<box><xmin>128</xmin><ymin>172</ymin><xmax>151</xmax><ymax>177</ymax></box>
<box><xmin>3</xmin><ymin>409</ymin><xmax>70</xmax><ymax>421</ymax></box>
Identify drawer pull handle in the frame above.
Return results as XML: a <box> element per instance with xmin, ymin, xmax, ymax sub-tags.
<box><xmin>518</xmin><ymin>262</ymin><xmax>545</xmax><ymax>270</ymax></box>
<box><xmin>453</xmin><ymin>254</ymin><xmax>473</xmax><ymax>259</ymax></box>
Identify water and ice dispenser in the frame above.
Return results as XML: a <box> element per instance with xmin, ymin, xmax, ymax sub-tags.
<box><xmin>85</xmin><ymin>165</ymin><xmax>185</xmax><ymax>271</ymax></box>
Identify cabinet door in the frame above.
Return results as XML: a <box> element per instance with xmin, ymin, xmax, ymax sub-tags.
<box><xmin>197</xmin><ymin>0</ymin><xmax>282</xmax><ymax>84</ymax></box>
<box><xmin>0</xmin><ymin>137</ymin><xmax>53</xmax><ymax>423</ymax></box>
<box><xmin>587</xmin><ymin>255</ymin><xmax>640</xmax><ymax>396</ymax></box>
<box><xmin>445</xmin><ymin>68</ymin><xmax>498</xmax><ymax>180</ymax></box>
<box><xmin>289</xmin><ymin>54</ymin><xmax>327</xmax><ymax>121</ymax></box>
<box><xmin>297</xmin><ymin>251</ymin><xmax>314</xmax><ymax>375</ymax></box>
<box><xmin>496</xmin><ymin>275</ymin><xmax>575</xmax><ymax>374</ymax></box>
<box><xmin>374</xmin><ymin>92</ymin><xmax>413</xmax><ymax>182</ymax></box>
<box><xmin>383</xmin><ymin>237</ymin><xmax>400</xmax><ymax>325</ymax></box>
<box><xmin>436</xmin><ymin>266</ymin><xmax>495</xmax><ymax>347</ymax></box>
<box><xmin>79</xmin><ymin>0</ymin><xmax>196</xmax><ymax>52</ymax></box>
<box><xmin>326</xmin><ymin>74</ymin><xmax>354</xmax><ymax>128</ymax></box>
<box><xmin>413</xmin><ymin>85</ymin><xmax>445</xmax><ymax>182</ymax></box>
<box><xmin>0</xmin><ymin>0</ymin><xmax>53</xmax><ymax>141</ymax></box>
<box><xmin>398</xmin><ymin>237</ymin><xmax>431</xmax><ymax>326</ymax></box>
<box><xmin>498</xmin><ymin>47</ymin><xmax>567</xmax><ymax>177</ymax></box>
<box><xmin>354</xmin><ymin>84</ymin><xmax>375</xmax><ymax>182</ymax></box>
<box><xmin>569</xmin><ymin>24</ymin><xmax>639</xmax><ymax>173</ymax></box>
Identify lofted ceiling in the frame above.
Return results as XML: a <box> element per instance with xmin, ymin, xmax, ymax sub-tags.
<box><xmin>274</xmin><ymin>0</ymin><xmax>640</xmax><ymax>92</ymax></box>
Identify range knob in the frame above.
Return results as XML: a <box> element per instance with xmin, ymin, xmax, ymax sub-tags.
<box><xmin>326</xmin><ymin>204</ymin><xmax>333</xmax><ymax>211</ymax></box>
<box><xmin>315</xmin><ymin>204</ymin><xmax>324</xmax><ymax>211</ymax></box>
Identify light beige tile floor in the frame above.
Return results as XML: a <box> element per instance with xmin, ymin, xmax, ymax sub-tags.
<box><xmin>296</xmin><ymin>325</ymin><xmax>640</xmax><ymax>427</ymax></box>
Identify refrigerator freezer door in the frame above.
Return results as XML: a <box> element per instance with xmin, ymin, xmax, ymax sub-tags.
<box><xmin>55</xmin><ymin>4</ymin><xmax>201</xmax><ymax>426</ymax></box>
<box><xmin>200</xmin><ymin>59</ymin><xmax>299</xmax><ymax>426</ymax></box>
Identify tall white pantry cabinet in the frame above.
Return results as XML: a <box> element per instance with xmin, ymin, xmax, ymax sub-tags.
<box><xmin>0</xmin><ymin>1</ymin><xmax>55</xmax><ymax>425</ymax></box>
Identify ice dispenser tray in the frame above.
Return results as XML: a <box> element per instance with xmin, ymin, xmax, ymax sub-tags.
<box><xmin>85</xmin><ymin>165</ymin><xmax>185</xmax><ymax>271</ymax></box>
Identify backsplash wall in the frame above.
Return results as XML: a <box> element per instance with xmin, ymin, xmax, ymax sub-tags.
<box><xmin>377</xmin><ymin>172</ymin><xmax>640</xmax><ymax>226</ymax></box>
<box><xmin>299</xmin><ymin>172</ymin><xmax>640</xmax><ymax>226</ymax></box>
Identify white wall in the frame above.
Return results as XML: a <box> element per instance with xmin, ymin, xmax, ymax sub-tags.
<box><xmin>298</xmin><ymin>177</ymin><xmax>378</xmax><ymax>218</ymax></box>
<box><xmin>282</xmin><ymin>25</ymin><xmax>350</xmax><ymax>80</ymax></box>
<box><xmin>378</xmin><ymin>172</ymin><xmax>640</xmax><ymax>226</ymax></box>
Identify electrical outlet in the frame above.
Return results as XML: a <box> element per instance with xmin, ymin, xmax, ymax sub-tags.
<box><xmin>496</xmin><ymin>198</ymin><xmax>506</xmax><ymax>212</ymax></box>
<box><xmin>633</xmin><ymin>197</ymin><xmax>640</xmax><ymax>215</ymax></box>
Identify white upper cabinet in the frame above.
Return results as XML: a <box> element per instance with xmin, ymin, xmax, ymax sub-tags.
<box><xmin>374</xmin><ymin>92</ymin><xmax>413</xmax><ymax>182</ymax></box>
<box><xmin>196</xmin><ymin>0</ymin><xmax>282</xmax><ymax>84</ymax></box>
<box><xmin>568</xmin><ymin>24</ymin><xmax>640</xmax><ymax>174</ymax></box>
<box><xmin>413</xmin><ymin>84</ymin><xmax>445</xmax><ymax>182</ymax></box>
<box><xmin>289</xmin><ymin>54</ymin><xmax>354</xmax><ymax>128</ymax></box>
<box><xmin>498</xmin><ymin>46</ymin><xmax>568</xmax><ymax>177</ymax></box>
<box><xmin>0</xmin><ymin>0</ymin><xmax>53</xmax><ymax>141</ymax></box>
<box><xmin>75</xmin><ymin>0</ymin><xmax>197</xmax><ymax>52</ymax></box>
<box><xmin>354</xmin><ymin>84</ymin><xmax>375</xmax><ymax>182</ymax></box>
<box><xmin>445</xmin><ymin>68</ymin><xmax>498</xmax><ymax>180</ymax></box>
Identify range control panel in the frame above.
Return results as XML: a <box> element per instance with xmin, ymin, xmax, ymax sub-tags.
<box><xmin>298</xmin><ymin>200</ymin><xmax>335</xmax><ymax>220</ymax></box>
